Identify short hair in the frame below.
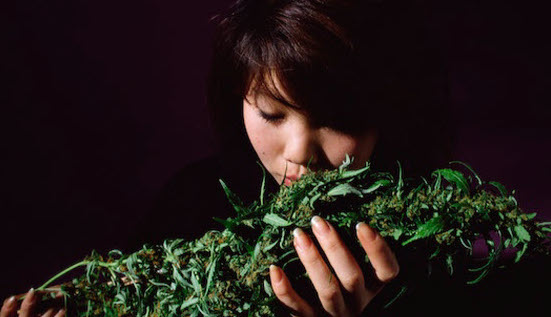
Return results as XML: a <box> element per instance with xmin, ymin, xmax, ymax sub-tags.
<box><xmin>206</xmin><ymin>0</ymin><xmax>454</xmax><ymax>178</ymax></box>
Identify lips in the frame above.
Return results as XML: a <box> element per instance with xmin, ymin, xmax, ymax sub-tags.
<box><xmin>283</xmin><ymin>174</ymin><xmax>299</xmax><ymax>186</ymax></box>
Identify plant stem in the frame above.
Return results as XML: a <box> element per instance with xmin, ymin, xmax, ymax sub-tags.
<box><xmin>37</xmin><ymin>260</ymin><xmax>91</xmax><ymax>291</ymax></box>
<box><xmin>37</xmin><ymin>260</ymin><xmax>117</xmax><ymax>291</ymax></box>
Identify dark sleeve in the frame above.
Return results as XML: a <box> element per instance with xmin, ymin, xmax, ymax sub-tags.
<box><xmin>125</xmin><ymin>156</ymin><xmax>234</xmax><ymax>250</ymax></box>
<box><xmin>368</xmin><ymin>254</ymin><xmax>551</xmax><ymax>316</ymax></box>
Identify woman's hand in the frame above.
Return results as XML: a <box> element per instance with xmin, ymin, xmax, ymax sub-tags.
<box><xmin>1</xmin><ymin>289</ymin><xmax>65</xmax><ymax>317</ymax></box>
<box><xmin>269</xmin><ymin>216</ymin><xmax>399</xmax><ymax>316</ymax></box>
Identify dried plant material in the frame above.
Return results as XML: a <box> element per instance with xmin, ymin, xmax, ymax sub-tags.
<box><xmin>31</xmin><ymin>157</ymin><xmax>551</xmax><ymax>316</ymax></box>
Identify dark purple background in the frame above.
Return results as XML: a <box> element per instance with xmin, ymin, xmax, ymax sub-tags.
<box><xmin>1</xmin><ymin>0</ymin><xmax>550</xmax><ymax>299</ymax></box>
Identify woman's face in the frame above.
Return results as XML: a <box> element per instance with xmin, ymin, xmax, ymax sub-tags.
<box><xmin>243</xmin><ymin>79</ymin><xmax>378</xmax><ymax>186</ymax></box>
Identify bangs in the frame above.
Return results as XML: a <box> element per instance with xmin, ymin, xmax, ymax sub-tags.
<box><xmin>239</xmin><ymin>52</ymin><xmax>382</xmax><ymax>134</ymax></box>
<box><xmin>233</xmin><ymin>0</ymin><xmax>380</xmax><ymax>133</ymax></box>
<box><xmin>243</xmin><ymin>68</ymin><xmax>302</xmax><ymax>111</ymax></box>
<box><xmin>208</xmin><ymin>0</ymin><xmax>453</xmax><ymax>176</ymax></box>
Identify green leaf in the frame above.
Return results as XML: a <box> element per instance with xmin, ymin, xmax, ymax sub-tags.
<box><xmin>257</xmin><ymin>161</ymin><xmax>267</xmax><ymax>206</ymax></box>
<box><xmin>327</xmin><ymin>183</ymin><xmax>363</xmax><ymax>197</ymax></box>
<box><xmin>219</xmin><ymin>180</ymin><xmax>246</xmax><ymax>215</ymax></box>
<box><xmin>340</xmin><ymin>163</ymin><xmax>371</xmax><ymax>178</ymax></box>
<box><xmin>402</xmin><ymin>216</ymin><xmax>445</xmax><ymax>246</ymax></box>
<box><xmin>308</xmin><ymin>192</ymin><xmax>322</xmax><ymax>208</ymax></box>
<box><xmin>446</xmin><ymin>254</ymin><xmax>454</xmax><ymax>275</ymax></box>
<box><xmin>362</xmin><ymin>179</ymin><xmax>392</xmax><ymax>194</ymax></box>
<box><xmin>396</xmin><ymin>161</ymin><xmax>404</xmax><ymax>197</ymax></box>
<box><xmin>392</xmin><ymin>228</ymin><xmax>403</xmax><ymax>240</ymax></box>
<box><xmin>263</xmin><ymin>240</ymin><xmax>279</xmax><ymax>252</ymax></box>
<box><xmin>449</xmin><ymin>161</ymin><xmax>482</xmax><ymax>186</ymax></box>
<box><xmin>263</xmin><ymin>213</ymin><xmax>292</xmax><ymax>227</ymax></box>
<box><xmin>338</xmin><ymin>154</ymin><xmax>353</xmax><ymax>175</ymax></box>
<box><xmin>514</xmin><ymin>225</ymin><xmax>531</xmax><ymax>242</ymax></box>
<box><xmin>524</xmin><ymin>212</ymin><xmax>537</xmax><ymax>220</ymax></box>
<box><xmin>515</xmin><ymin>243</ymin><xmax>528</xmax><ymax>263</ymax></box>
<box><xmin>213</xmin><ymin>217</ymin><xmax>236</xmax><ymax>231</ymax></box>
<box><xmin>432</xmin><ymin>169</ymin><xmax>470</xmax><ymax>196</ymax></box>
<box><xmin>488</xmin><ymin>181</ymin><xmax>508</xmax><ymax>197</ymax></box>
<box><xmin>263</xmin><ymin>280</ymin><xmax>274</xmax><ymax>297</ymax></box>
<box><xmin>180</xmin><ymin>297</ymin><xmax>199</xmax><ymax>310</ymax></box>
<box><xmin>205</xmin><ymin>256</ymin><xmax>218</xmax><ymax>296</ymax></box>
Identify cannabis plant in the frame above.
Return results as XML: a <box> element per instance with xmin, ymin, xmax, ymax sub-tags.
<box><xmin>28</xmin><ymin>158</ymin><xmax>551</xmax><ymax>316</ymax></box>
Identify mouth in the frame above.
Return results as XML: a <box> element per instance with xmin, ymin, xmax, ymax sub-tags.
<box><xmin>283</xmin><ymin>174</ymin><xmax>299</xmax><ymax>186</ymax></box>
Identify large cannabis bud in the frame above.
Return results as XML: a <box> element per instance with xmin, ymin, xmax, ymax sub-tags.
<box><xmin>30</xmin><ymin>157</ymin><xmax>551</xmax><ymax>316</ymax></box>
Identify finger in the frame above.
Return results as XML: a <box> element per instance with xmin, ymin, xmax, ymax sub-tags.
<box><xmin>54</xmin><ymin>309</ymin><xmax>66</xmax><ymax>317</ymax></box>
<box><xmin>293</xmin><ymin>228</ymin><xmax>347</xmax><ymax>316</ymax></box>
<box><xmin>1</xmin><ymin>296</ymin><xmax>17</xmax><ymax>317</ymax></box>
<box><xmin>19</xmin><ymin>289</ymin><xmax>38</xmax><ymax>317</ymax></box>
<box><xmin>356</xmin><ymin>222</ymin><xmax>400</xmax><ymax>284</ymax></box>
<box><xmin>311</xmin><ymin>216</ymin><xmax>369</xmax><ymax>309</ymax></box>
<box><xmin>269</xmin><ymin>265</ymin><xmax>315</xmax><ymax>317</ymax></box>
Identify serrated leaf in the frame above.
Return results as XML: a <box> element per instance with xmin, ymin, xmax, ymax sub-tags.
<box><xmin>263</xmin><ymin>213</ymin><xmax>292</xmax><ymax>227</ymax></box>
<box><xmin>402</xmin><ymin>216</ymin><xmax>445</xmax><ymax>246</ymax></box>
<box><xmin>432</xmin><ymin>169</ymin><xmax>470</xmax><ymax>196</ymax></box>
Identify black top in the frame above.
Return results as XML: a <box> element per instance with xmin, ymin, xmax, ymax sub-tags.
<box><xmin>127</xmin><ymin>155</ymin><xmax>551</xmax><ymax>316</ymax></box>
<box><xmin>126</xmin><ymin>154</ymin><xmax>280</xmax><ymax>249</ymax></box>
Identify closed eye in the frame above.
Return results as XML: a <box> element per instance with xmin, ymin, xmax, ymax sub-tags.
<box><xmin>258</xmin><ymin>110</ymin><xmax>284</xmax><ymax>123</ymax></box>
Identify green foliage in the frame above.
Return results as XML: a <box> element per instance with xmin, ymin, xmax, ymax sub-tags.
<box><xmin>34</xmin><ymin>160</ymin><xmax>551</xmax><ymax>316</ymax></box>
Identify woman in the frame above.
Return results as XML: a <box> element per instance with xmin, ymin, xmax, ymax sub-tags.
<box><xmin>205</xmin><ymin>1</ymin><xmax>450</xmax><ymax>315</ymax></box>
<box><xmin>1</xmin><ymin>0</ymin><xmax>453</xmax><ymax>316</ymax></box>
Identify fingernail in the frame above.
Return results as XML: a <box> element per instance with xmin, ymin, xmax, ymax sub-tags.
<box><xmin>270</xmin><ymin>265</ymin><xmax>283</xmax><ymax>283</ymax></box>
<box><xmin>311</xmin><ymin>216</ymin><xmax>330</xmax><ymax>235</ymax></box>
<box><xmin>357</xmin><ymin>222</ymin><xmax>377</xmax><ymax>241</ymax></box>
<box><xmin>27</xmin><ymin>288</ymin><xmax>35</xmax><ymax>302</ymax></box>
<box><xmin>6</xmin><ymin>296</ymin><xmax>16</xmax><ymax>306</ymax></box>
<box><xmin>293</xmin><ymin>228</ymin><xmax>311</xmax><ymax>251</ymax></box>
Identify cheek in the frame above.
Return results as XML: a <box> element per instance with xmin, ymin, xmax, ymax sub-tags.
<box><xmin>243</xmin><ymin>104</ymin><xmax>281</xmax><ymax>161</ymax></box>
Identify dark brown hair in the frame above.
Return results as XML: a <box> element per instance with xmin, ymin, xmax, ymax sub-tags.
<box><xmin>206</xmin><ymin>0</ymin><xmax>454</xmax><ymax>178</ymax></box>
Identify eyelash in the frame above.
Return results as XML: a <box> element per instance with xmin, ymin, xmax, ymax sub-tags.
<box><xmin>258</xmin><ymin>110</ymin><xmax>284</xmax><ymax>123</ymax></box>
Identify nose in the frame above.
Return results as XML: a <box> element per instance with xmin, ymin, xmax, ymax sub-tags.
<box><xmin>283</xmin><ymin>122</ymin><xmax>319</xmax><ymax>168</ymax></box>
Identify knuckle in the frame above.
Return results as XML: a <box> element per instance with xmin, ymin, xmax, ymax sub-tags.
<box><xmin>319</xmin><ymin>289</ymin><xmax>339</xmax><ymax>306</ymax></box>
<box><xmin>341</xmin><ymin>274</ymin><xmax>363</xmax><ymax>291</ymax></box>
<box><xmin>318</xmin><ymin>279</ymin><xmax>341</xmax><ymax>304</ymax></box>
<box><xmin>379</xmin><ymin>266</ymin><xmax>400</xmax><ymax>283</ymax></box>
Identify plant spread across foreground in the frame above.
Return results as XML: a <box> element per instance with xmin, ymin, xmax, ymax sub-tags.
<box><xmin>26</xmin><ymin>157</ymin><xmax>551</xmax><ymax>316</ymax></box>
